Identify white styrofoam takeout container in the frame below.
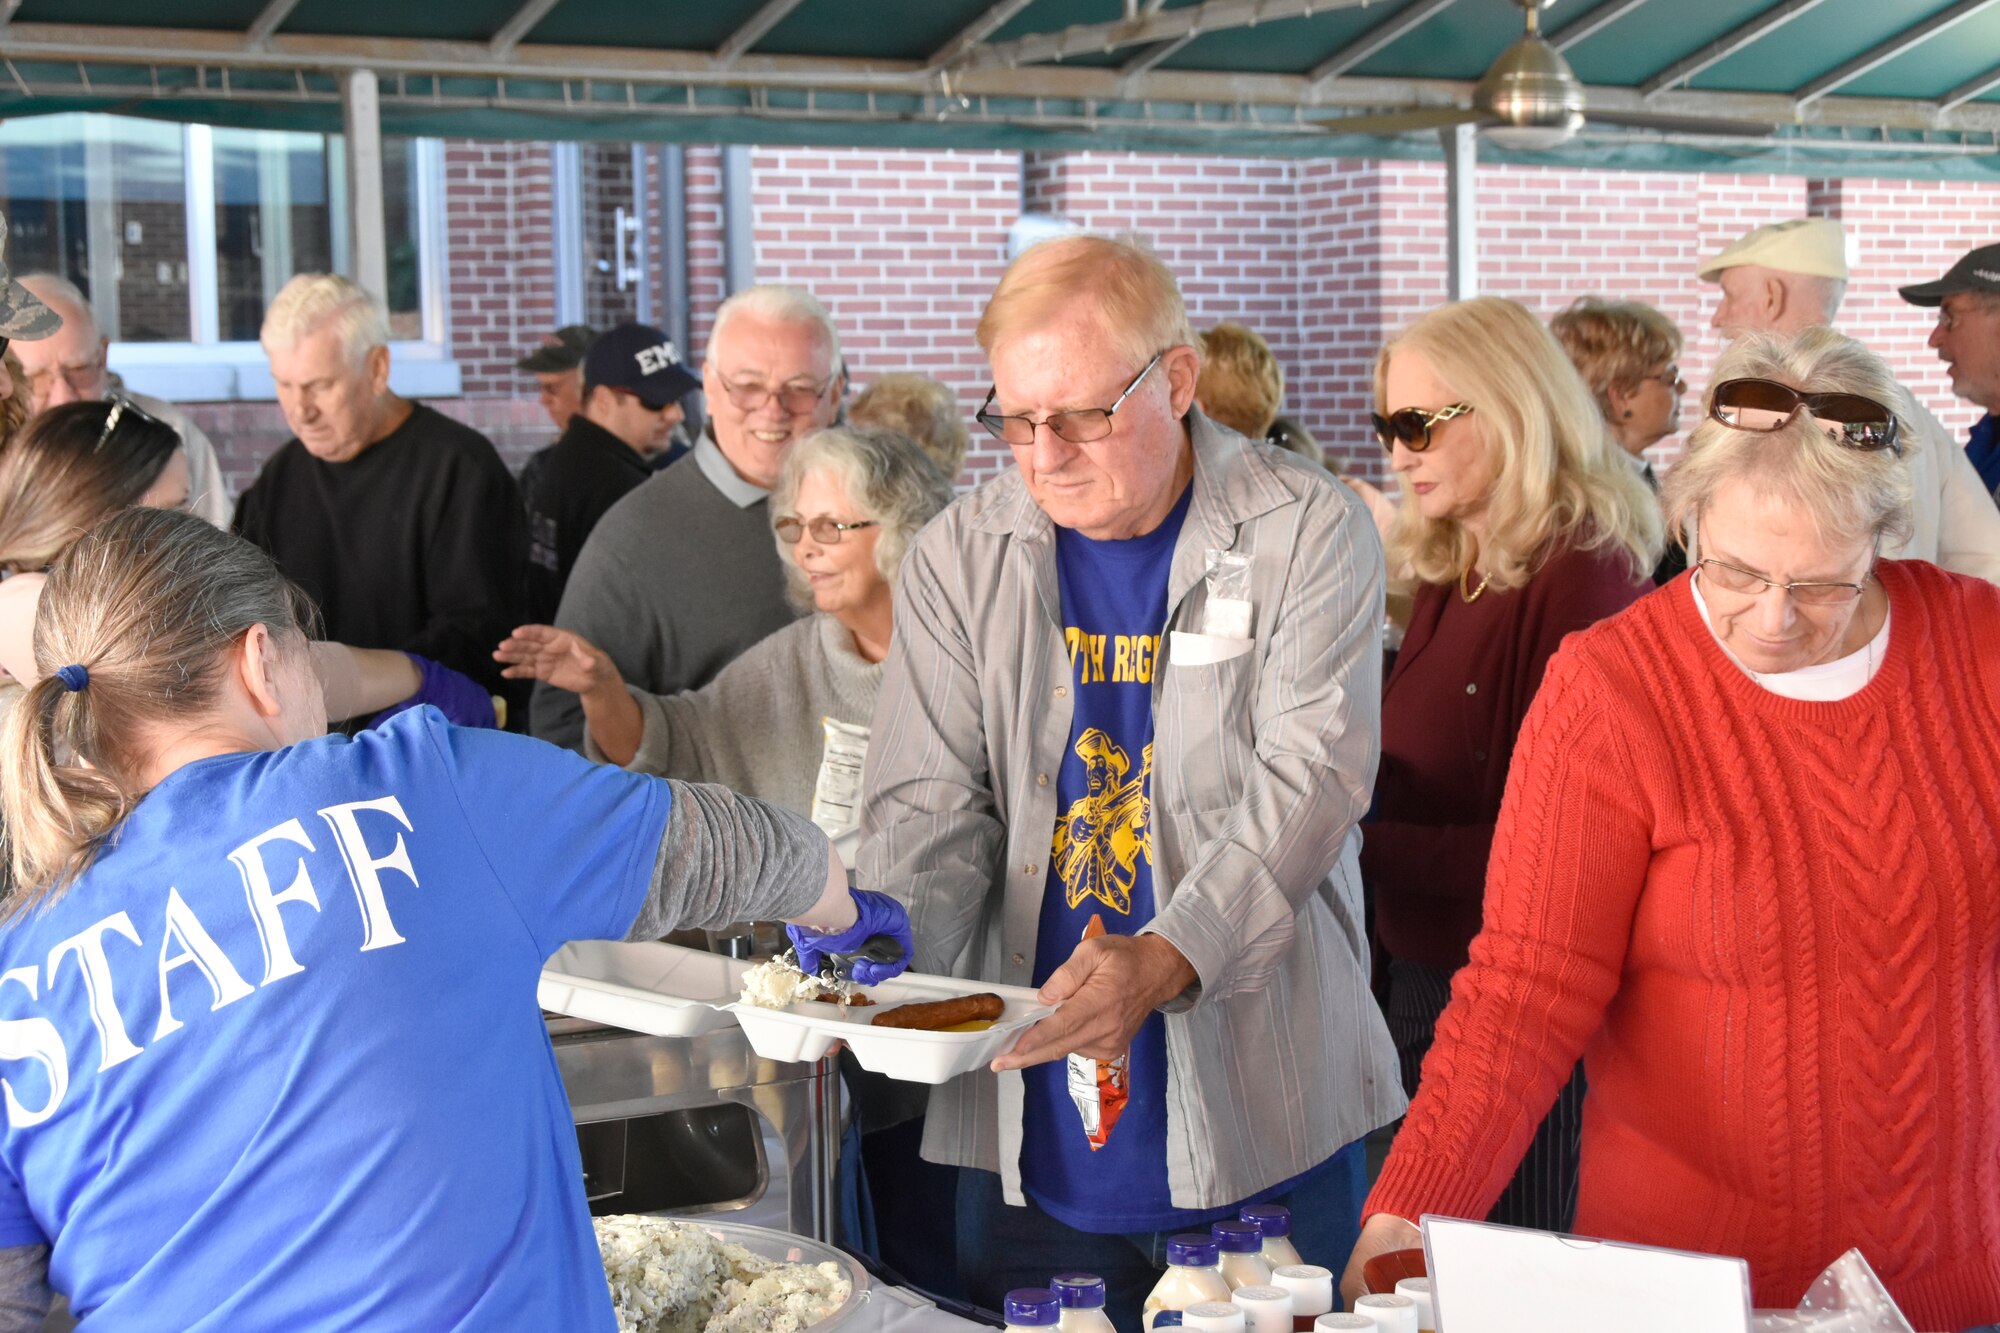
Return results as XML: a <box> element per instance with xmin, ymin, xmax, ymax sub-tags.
<box><xmin>726</xmin><ymin>973</ymin><xmax>1056</xmax><ymax>1084</ymax></box>
<box><xmin>537</xmin><ymin>940</ymin><xmax>750</xmax><ymax>1038</ymax></box>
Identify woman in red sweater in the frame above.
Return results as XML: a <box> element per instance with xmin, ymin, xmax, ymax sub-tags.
<box><xmin>1344</xmin><ymin>329</ymin><xmax>2000</xmax><ymax>1330</ymax></box>
<box><xmin>1360</xmin><ymin>297</ymin><xmax>1660</xmax><ymax>1232</ymax></box>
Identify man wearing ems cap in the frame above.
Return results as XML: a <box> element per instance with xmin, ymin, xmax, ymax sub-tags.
<box><xmin>1702</xmin><ymin>218</ymin><xmax>2000</xmax><ymax>582</ymax></box>
<box><xmin>519</xmin><ymin>323</ymin><xmax>699</xmax><ymax>624</ymax></box>
<box><xmin>516</xmin><ymin>324</ymin><xmax>596</xmax><ymax>435</ymax></box>
<box><xmin>1900</xmin><ymin>242</ymin><xmax>2000</xmax><ymax>507</ymax></box>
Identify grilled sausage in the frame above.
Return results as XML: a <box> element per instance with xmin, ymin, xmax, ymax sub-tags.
<box><xmin>869</xmin><ymin>992</ymin><xmax>1005</xmax><ymax>1030</ymax></box>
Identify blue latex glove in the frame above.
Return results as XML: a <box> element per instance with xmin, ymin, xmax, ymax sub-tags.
<box><xmin>786</xmin><ymin>889</ymin><xmax>913</xmax><ymax>987</ymax></box>
<box><xmin>375</xmin><ymin>654</ymin><xmax>497</xmax><ymax>730</ymax></box>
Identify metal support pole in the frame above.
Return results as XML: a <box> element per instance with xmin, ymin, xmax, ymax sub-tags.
<box><xmin>549</xmin><ymin>142</ymin><xmax>585</xmax><ymax>326</ymax></box>
<box><xmin>340</xmin><ymin>67</ymin><xmax>389</xmax><ymax>304</ymax></box>
<box><xmin>629</xmin><ymin>143</ymin><xmax>653</xmax><ymax>325</ymax></box>
<box><xmin>721</xmin><ymin>143</ymin><xmax>756</xmax><ymax>296</ymax></box>
<box><xmin>658</xmin><ymin>144</ymin><xmax>690</xmax><ymax>356</ymax></box>
<box><xmin>1442</xmin><ymin>122</ymin><xmax>1478</xmax><ymax>302</ymax></box>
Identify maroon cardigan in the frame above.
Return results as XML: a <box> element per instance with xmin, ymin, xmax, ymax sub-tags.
<box><xmin>1363</xmin><ymin>542</ymin><xmax>1653</xmax><ymax>972</ymax></box>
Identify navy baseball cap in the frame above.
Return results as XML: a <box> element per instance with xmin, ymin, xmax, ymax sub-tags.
<box><xmin>583</xmin><ymin>323</ymin><xmax>699</xmax><ymax>410</ymax></box>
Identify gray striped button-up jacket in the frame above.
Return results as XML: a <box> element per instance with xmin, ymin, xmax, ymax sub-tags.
<box><xmin>857</xmin><ymin>410</ymin><xmax>1407</xmax><ymax>1211</ymax></box>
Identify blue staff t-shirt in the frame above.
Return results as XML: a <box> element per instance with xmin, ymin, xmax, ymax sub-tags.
<box><xmin>1967</xmin><ymin>413</ymin><xmax>2000</xmax><ymax>497</ymax></box>
<box><xmin>1021</xmin><ymin>484</ymin><xmax>1193</xmax><ymax>1233</ymax></box>
<box><xmin>0</xmin><ymin>708</ymin><xmax>669</xmax><ymax>1331</ymax></box>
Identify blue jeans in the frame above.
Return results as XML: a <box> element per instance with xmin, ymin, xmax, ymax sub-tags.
<box><xmin>955</xmin><ymin>1139</ymin><xmax>1368</xmax><ymax>1333</ymax></box>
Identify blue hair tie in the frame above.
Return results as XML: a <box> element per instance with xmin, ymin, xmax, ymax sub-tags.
<box><xmin>54</xmin><ymin>664</ymin><xmax>88</xmax><ymax>693</ymax></box>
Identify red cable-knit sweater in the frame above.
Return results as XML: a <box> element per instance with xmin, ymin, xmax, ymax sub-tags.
<box><xmin>1367</xmin><ymin>561</ymin><xmax>2000</xmax><ymax>1329</ymax></box>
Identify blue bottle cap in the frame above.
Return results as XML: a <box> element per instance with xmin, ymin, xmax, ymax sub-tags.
<box><xmin>1167</xmin><ymin>1233</ymin><xmax>1221</xmax><ymax>1267</ymax></box>
<box><xmin>1052</xmin><ymin>1273</ymin><xmax>1107</xmax><ymax>1308</ymax></box>
<box><xmin>1003</xmin><ymin>1288</ymin><xmax>1061</xmax><ymax>1326</ymax></box>
<box><xmin>1240</xmin><ymin>1203</ymin><xmax>1292</xmax><ymax>1239</ymax></box>
<box><xmin>1154</xmin><ymin>1314</ymin><xmax>1185</xmax><ymax>1328</ymax></box>
<box><xmin>1212</xmin><ymin>1219</ymin><xmax>1264</xmax><ymax>1253</ymax></box>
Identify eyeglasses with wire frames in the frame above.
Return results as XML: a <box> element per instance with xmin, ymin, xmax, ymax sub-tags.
<box><xmin>1694</xmin><ymin>552</ymin><xmax>1873</xmax><ymax>607</ymax></box>
<box><xmin>774</xmin><ymin>515</ymin><xmax>879</xmax><ymax>545</ymax></box>
<box><xmin>1644</xmin><ymin>365</ymin><xmax>1687</xmax><ymax>393</ymax></box>
<box><xmin>1708</xmin><ymin>378</ymin><xmax>1901</xmax><ymax>455</ymax></box>
<box><xmin>1372</xmin><ymin>402</ymin><xmax>1475</xmax><ymax>453</ymax></box>
<box><xmin>976</xmin><ymin>351</ymin><xmax>1165</xmax><ymax>447</ymax></box>
<box><xmin>96</xmin><ymin>395</ymin><xmax>168</xmax><ymax>452</ymax></box>
<box><xmin>717</xmin><ymin>372</ymin><xmax>836</xmax><ymax>417</ymax></box>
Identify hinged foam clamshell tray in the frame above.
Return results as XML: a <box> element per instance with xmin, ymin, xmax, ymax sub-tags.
<box><xmin>726</xmin><ymin>974</ymin><xmax>1056</xmax><ymax>1084</ymax></box>
<box><xmin>537</xmin><ymin>939</ymin><xmax>751</xmax><ymax>1039</ymax></box>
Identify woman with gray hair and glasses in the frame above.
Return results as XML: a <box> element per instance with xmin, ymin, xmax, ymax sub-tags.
<box><xmin>1341</xmin><ymin>327</ymin><xmax>2000</xmax><ymax>1329</ymax></box>
<box><xmin>496</xmin><ymin>424</ymin><xmax>953</xmax><ymax>820</ymax></box>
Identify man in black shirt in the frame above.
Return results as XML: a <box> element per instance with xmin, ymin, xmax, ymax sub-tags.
<box><xmin>519</xmin><ymin>323</ymin><xmax>698</xmax><ymax>624</ymax></box>
<box><xmin>234</xmin><ymin>273</ymin><xmax>526</xmax><ymax>701</ymax></box>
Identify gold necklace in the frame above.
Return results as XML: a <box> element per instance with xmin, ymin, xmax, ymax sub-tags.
<box><xmin>1459</xmin><ymin>565</ymin><xmax>1491</xmax><ymax>604</ymax></box>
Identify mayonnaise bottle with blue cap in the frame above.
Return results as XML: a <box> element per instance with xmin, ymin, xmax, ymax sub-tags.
<box><xmin>1239</xmin><ymin>1204</ymin><xmax>1304</xmax><ymax>1269</ymax></box>
<box><xmin>1145</xmin><ymin>1234</ymin><xmax>1233</xmax><ymax>1331</ymax></box>
<box><xmin>1052</xmin><ymin>1272</ymin><xmax>1116</xmax><ymax>1332</ymax></box>
<box><xmin>1006</xmin><ymin>1288</ymin><xmax>1063</xmax><ymax>1333</ymax></box>
<box><xmin>1212</xmin><ymin>1220</ymin><xmax>1275</xmax><ymax>1290</ymax></box>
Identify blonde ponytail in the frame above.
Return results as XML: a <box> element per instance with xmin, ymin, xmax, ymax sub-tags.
<box><xmin>0</xmin><ymin>508</ymin><xmax>314</xmax><ymax>917</ymax></box>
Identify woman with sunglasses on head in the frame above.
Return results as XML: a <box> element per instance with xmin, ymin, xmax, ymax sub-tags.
<box><xmin>1343</xmin><ymin>327</ymin><xmax>2000</xmax><ymax>1328</ymax></box>
<box><xmin>1359</xmin><ymin>297</ymin><xmax>1661</xmax><ymax>1235</ymax></box>
<box><xmin>0</xmin><ymin>400</ymin><xmax>494</xmax><ymax>732</ymax></box>
<box><xmin>496</xmin><ymin>425</ymin><xmax>951</xmax><ymax>824</ymax></box>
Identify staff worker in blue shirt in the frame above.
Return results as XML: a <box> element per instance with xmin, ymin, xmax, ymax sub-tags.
<box><xmin>859</xmin><ymin>235</ymin><xmax>1403</xmax><ymax>1330</ymax></box>
<box><xmin>0</xmin><ymin>507</ymin><xmax>909</xmax><ymax>1332</ymax></box>
<box><xmin>1901</xmin><ymin>240</ymin><xmax>2000</xmax><ymax>508</ymax></box>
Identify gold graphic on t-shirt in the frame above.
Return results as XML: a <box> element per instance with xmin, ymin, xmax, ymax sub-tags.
<box><xmin>1051</xmin><ymin>729</ymin><xmax>1153</xmax><ymax>916</ymax></box>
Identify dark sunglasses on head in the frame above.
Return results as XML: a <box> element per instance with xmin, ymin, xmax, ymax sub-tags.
<box><xmin>1708</xmin><ymin>378</ymin><xmax>1901</xmax><ymax>455</ymax></box>
<box><xmin>95</xmin><ymin>395</ymin><xmax>169</xmax><ymax>452</ymax></box>
<box><xmin>1372</xmin><ymin>402</ymin><xmax>1475</xmax><ymax>453</ymax></box>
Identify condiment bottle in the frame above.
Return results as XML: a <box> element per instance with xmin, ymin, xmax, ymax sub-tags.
<box><xmin>1005</xmin><ymin>1288</ymin><xmax>1062</xmax><ymax>1332</ymax></box>
<box><xmin>1314</xmin><ymin>1318</ymin><xmax>1374</xmax><ymax>1331</ymax></box>
<box><xmin>1270</xmin><ymin>1265</ymin><xmax>1334</xmax><ymax>1331</ymax></box>
<box><xmin>1240</xmin><ymin>1204</ymin><xmax>1305</xmax><ymax>1269</ymax></box>
<box><xmin>1232</xmin><ymin>1283</ymin><xmax>1292</xmax><ymax>1333</ymax></box>
<box><xmin>1211</xmin><ymin>1220</ymin><xmax>1274</xmax><ymax>1290</ymax></box>
<box><xmin>1052</xmin><ymin>1273</ymin><xmax>1117</xmax><ymax>1332</ymax></box>
<box><xmin>1145</xmin><ymin>1234</ymin><xmax>1233</xmax><ymax>1330</ymax></box>
<box><xmin>1394</xmin><ymin>1278</ymin><xmax>1435</xmax><ymax>1333</ymax></box>
<box><xmin>1183</xmin><ymin>1302</ymin><xmax>1249</xmax><ymax>1332</ymax></box>
<box><xmin>1351</xmin><ymin>1292</ymin><xmax>1418</xmax><ymax>1333</ymax></box>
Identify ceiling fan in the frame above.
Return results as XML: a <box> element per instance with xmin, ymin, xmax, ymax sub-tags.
<box><xmin>1308</xmin><ymin>0</ymin><xmax>1776</xmax><ymax>149</ymax></box>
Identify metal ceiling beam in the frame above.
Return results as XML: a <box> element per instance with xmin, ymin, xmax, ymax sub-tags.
<box><xmin>1121</xmin><ymin>34</ymin><xmax>1194</xmax><ymax>79</ymax></box>
<box><xmin>489</xmin><ymin>0</ymin><xmax>564</xmax><ymax>58</ymax></box>
<box><xmin>1548</xmin><ymin>0</ymin><xmax>1652</xmax><ymax>53</ymax></box>
<box><xmin>1941</xmin><ymin>59</ymin><xmax>2000</xmax><ymax>112</ymax></box>
<box><xmin>715</xmin><ymin>0</ymin><xmax>807</xmax><ymax>68</ymax></box>
<box><xmin>1794</xmin><ymin>0</ymin><xmax>2000</xmax><ymax>106</ymax></box>
<box><xmin>244</xmin><ymin>0</ymin><xmax>303</xmax><ymax>47</ymax></box>
<box><xmin>929</xmin><ymin>0</ymin><xmax>1038</xmax><ymax>68</ymax></box>
<box><xmin>963</xmin><ymin>0</ymin><xmax>1377</xmax><ymax>71</ymax></box>
<box><xmin>1307</xmin><ymin>0</ymin><xmax>1459</xmax><ymax>93</ymax></box>
<box><xmin>1639</xmin><ymin>0</ymin><xmax>1835</xmax><ymax>97</ymax></box>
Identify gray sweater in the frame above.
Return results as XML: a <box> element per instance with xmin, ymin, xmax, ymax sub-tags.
<box><xmin>587</xmin><ymin>612</ymin><xmax>881</xmax><ymax>818</ymax></box>
<box><xmin>530</xmin><ymin>437</ymin><xmax>799</xmax><ymax>750</ymax></box>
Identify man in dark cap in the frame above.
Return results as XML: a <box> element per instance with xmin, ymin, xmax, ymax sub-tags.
<box><xmin>516</xmin><ymin>324</ymin><xmax>597</xmax><ymax>436</ymax></box>
<box><xmin>1902</xmin><ymin>243</ymin><xmax>2000</xmax><ymax>506</ymax></box>
<box><xmin>519</xmin><ymin>323</ymin><xmax>699</xmax><ymax>624</ymax></box>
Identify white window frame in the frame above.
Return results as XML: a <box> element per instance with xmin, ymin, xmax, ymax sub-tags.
<box><xmin>107</xmin><ymin>129</ymin><xmax>458</xmax><ymax>402</ymax></box>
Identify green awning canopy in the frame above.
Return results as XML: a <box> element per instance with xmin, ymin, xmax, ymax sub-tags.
<box><xmin>3</xmin><ymin>0</ymin><xmax>1999</xmax><ymax>179</ymax></box>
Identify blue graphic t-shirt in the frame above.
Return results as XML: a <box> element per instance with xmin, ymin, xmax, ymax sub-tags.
<box><xmin>1021</xmin><ymin>484</ymin><xmax>1193</xmax><ymax>1232</ymax></box>
<box><xmin>0</xmin><ymin>709</ymin><xmax>668</xmax><ymax>1331</ymax></box>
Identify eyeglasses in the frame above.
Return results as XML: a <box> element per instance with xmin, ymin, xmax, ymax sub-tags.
<box><xmin>774</xmin><ymin>515</ymin><xmax>879</xmax><ymax>545</ymax></box>
<box><xmin>1695</xmin><ymin>556</ymin><xmax>1868</xmax><ymax>607</ymax></box>
<box><xmin>96</xmin><ymin>395</ymin><xmax>167</xmax><ymax>452</ymax></box>
<box><xmin>718</xmin><ymin>373</ymin><xmax>835</xmax><ymax>417</ymax></box>
<box><xmin>24</xmin><ymin>356</ymin><xmax>104</xmax><ymax>403</ymax></box>
<box><xmin>1646</xmin><ymin>365</ymin><xmax>1686</xmax><ymax>392</ymax></box>
<box><xmin>1708</xmin><ymin>378</ymin><xmax>1901</xmax><ymax>455</ymax></box>
<box><xmin>976</xmin><ymin>351</ymin><xmax>1165</xmax><ymax>447</ymax></box>
<box><xmin>1372</xmin><ymin>402</ymin><xmax>1475</xmax><ymax>453</ymax></box>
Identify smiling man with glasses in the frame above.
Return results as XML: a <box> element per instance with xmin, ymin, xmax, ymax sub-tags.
<box><xmin>530</xmin><ymin>285</ymin><xmax>845</xmax><ymax>750</ymax></box>
<box><xmin>861</xmin><ymin>234</ymin><xmax>1401</xmax><ymax>1326</ymax></box>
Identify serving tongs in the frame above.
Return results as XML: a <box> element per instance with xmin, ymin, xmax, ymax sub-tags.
<box><xmin>780</xmin><ymin>934</ymin><xmax>906</xmax><ymax>985</ymax></box>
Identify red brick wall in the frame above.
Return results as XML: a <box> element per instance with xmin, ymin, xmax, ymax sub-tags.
<box><xmin>183</xmin><ymin>139</ymin><xmax>2000</xmax><ymax>508</ymax></box>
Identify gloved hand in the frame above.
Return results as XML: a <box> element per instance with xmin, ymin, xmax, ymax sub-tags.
<box><xmin>375</xmin><ymin>655</ymin><xmax>498</xmax><ymax>730</ymax></box>
<box><xmin>787</xmin><ymin>889</ymin><xmax>913</xmax><ymax>987</ymax></box>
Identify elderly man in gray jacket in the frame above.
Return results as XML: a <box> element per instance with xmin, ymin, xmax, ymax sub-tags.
<box><xmin>859</xmin><ymin>235</ymin><xmax>1403</xmax><ymax>1328</ymax></box>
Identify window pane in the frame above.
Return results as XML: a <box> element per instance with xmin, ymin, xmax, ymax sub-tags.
<box><xmin>0</xmin><ymin>112</ymin><xmax>190</xmax><ymax>343</ymax></box>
